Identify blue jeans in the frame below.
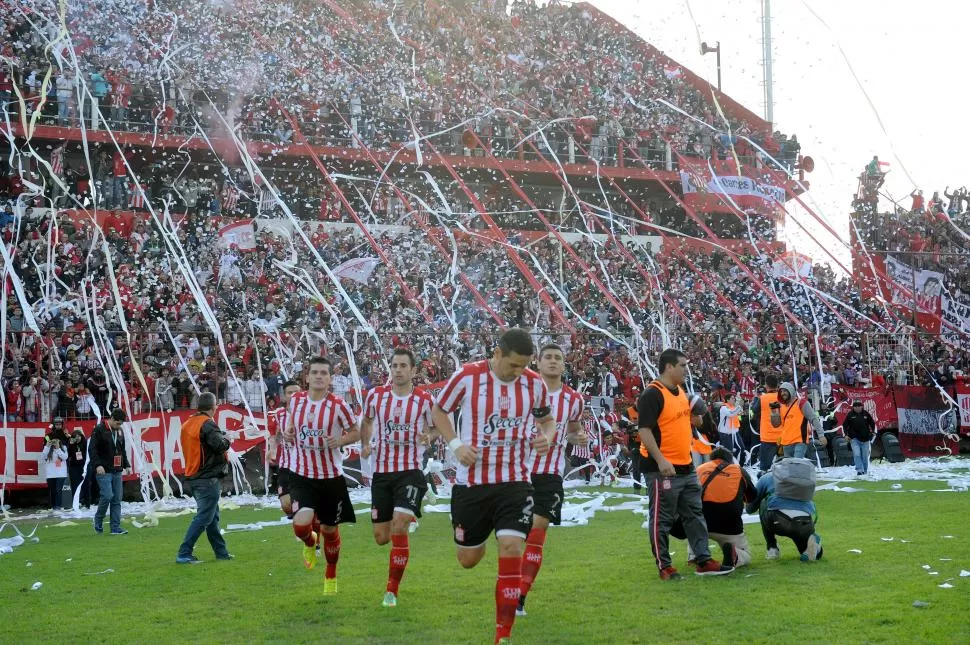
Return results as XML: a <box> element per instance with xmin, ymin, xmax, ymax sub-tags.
<box><xmin>851</xmin><ymin>439</ymin><xmax>871</xmax><ymax>474</ymax></box>
<box><xmin>759</xmin><ymin>442</ymin><xmax>778</xmax><ymax>473</ymax></box>
<box><xmin>178</xmin><ymin>478</ymin><xmax>229</xmax><ymax>558</ymax></box>
<box><xmin>94</xmin><ymin>471</ymin><xmax>123</xmax><ymax>531</ymax></box>
<box><xmin>719</xmin><ymin>432</ymin><xmax>744</xmax><ymax>462</ymax></box>
<box><xmin>783</xmin><ymin>443</ymin><xmax>808</xmax><ymax>459</ymax></box>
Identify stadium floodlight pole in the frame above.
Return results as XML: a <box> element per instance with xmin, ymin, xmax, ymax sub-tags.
<box><xmin>325</xmin><ymin>103</ymin><xmax>507</xmax><ymax>328</ymax></box>
<box><xmin>464</xmin><ymin>129</ymin><xmax>637</xmax><ymax>328</ymax></box>
<box><xmin>701</xmin><ymin>41</ymin><xmax>722</xmax><ymax>92</ymax></box>
<box><xmin>276</xmin><ymin>103</ymin><xmax>435</xmax><ymax>326</ymax></box>
<box><xmin>762</xmin><ymin>0</ymin><xmax>774</xmax><ymax>125</ymax></box>
<box><xmin>411</xmin><ymin>118</ymin><xmax>577</xmax><ymax>332</ymax></box>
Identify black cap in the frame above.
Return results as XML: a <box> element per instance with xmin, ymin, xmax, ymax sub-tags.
<box><xmin>852</xmin><ymin>400</ymin><xmax>863</xmax><ymax>406</ymax></box>
<box><xmin>110</xmin><ymin>409</ymin><xmax>128</xmax><ymax>422</ymax></box>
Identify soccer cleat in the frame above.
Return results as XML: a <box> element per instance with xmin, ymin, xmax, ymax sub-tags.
<box><xmin>516</xmin><ymin>595</ymin><xmax>527</xmax><ymax>616</ymax></box>
<box><xmin>496</xmin><ymin>639</ymin><xmax>513</xmax><ymax>645</ymax></box>
<box><xmin>766</xmin><ymin>547</ymin><xmax>780</xmax><ymax>560</ymax></box>
<box><xmin>382</xmin><ymin>591</ymin><xmax>397</xmax><ymax>607</ymax></box>
<box><xmin>323</xmin><ymin>577</ymin><xmax>338</xmax><ymax>595</ymax></box>
<box><xmin>659</xmin><ymin>566</ymin><xmax>683</xmax><ymax>581</ymax></box>
<box><xmin>695</xmin><ymin>560</ymin><xmax>734</xmax><ymax>576</ymax></box>
<box><xmin>303</xmin><ymin>543</ymin><xmax>318</xmax><ymax>570</ymax></box>
<box><xmin>176</xmin><ymin>555</ymin><xmax>203</xmax><ymax>564</ymax></box>
<box><xmin>409</xmin><ymin>519</ymin><xmax>419</xmax><ymax>534</ymax></box>
<box><xmin>800</xmin><ymin>553</ymin><xmax>809</xmax><ymax>562</ymax></box>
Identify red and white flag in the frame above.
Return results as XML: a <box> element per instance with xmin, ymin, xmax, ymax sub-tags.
<box><xmin>222</xmin><ymin>184</ymin><xmax>240</xmax><ymax>212</ymax></box>
<box><xmin>129</xmin><ymin>183</ymin><xmax>147</xmax><ymax>209</ymax></box>
<box><xmin>51</xmin><ymin>144</ymin><xmax>65</xmax><ymax>177</ymax></box>
<box><xmin>218</xmin><ymin>219</ymin><xmax>257</xmax><ymax>251</ymax></box>
<box><xmin>334</xmin><ymin>257</ymin><xmax>381</xmax><ymax>283</ymax></box>
<box><xmin>663</xmin><ymin>65</ymin><xmax>683</xmax><ymax>79</ymax></box>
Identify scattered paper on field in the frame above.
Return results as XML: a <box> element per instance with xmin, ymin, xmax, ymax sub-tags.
<box><xmin>960</xmin><ymin>570</ymin><xmax>970</xmax><ymax>577</ymax></box>
<box><xmin>30</xmin><ymin>582</ymin><xmax>42</xmax><ymax>590</ymax></box>
<box><xmin>83</xmin><ymin>569</ymin><xmax>114</xmax><ymax>576</ymax></box>
<box><xmin>938</xmin><ymin>583</ymin><xmax>954</xmax><ymax>589</ymax></box>
<box><xmin>848</xmin><ymin>549</ymin><xmax>862</xmax><ymax>554</ymax></box>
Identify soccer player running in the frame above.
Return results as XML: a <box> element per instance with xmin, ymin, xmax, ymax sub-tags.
<box><xmin>433</xmin><ymin>328</ymin><xmax>555</xmax><ymax>645</ymax></box>
<box><xmin>283</xmin><ymin>357</ymin><xmax>359</xmax><ymax>595</ymax></box>
<box><xmin>360</xmin><ymin>348</ymin><xmax>436</xmax><ymax>608</ymax></box>
<box><xmin>267</xmin><ymin>381</ymin><xmax>302</xmax><ymax>518</ymax></box>
<box><xmin>517</xmin><ymin>343</ymin><xmax>586</xmax><ymax>617</ymax></box>
<box><xmin>638</xmin><ymin>349</ymin><xmax>734</xmax><ymax>580</ymax></box>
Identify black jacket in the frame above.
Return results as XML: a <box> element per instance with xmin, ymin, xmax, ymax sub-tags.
<box><xmin>67</xmin><ymin>433</ymin><xmax>87</xmax><ymax>470</ymax></box>
<box><xmin>89</xmin><ymin>423</ymin><xmax>130</xmax><ymax>472</ymax></box>
<box><xmin>843</xmin><ymin>410</ymin><xmax>876</xmax><ymax>441</ymax></box>
<box><xmin>190</xmin><ymin>415</ymin><xmax>232</xmax><ymax>480</ymax></box>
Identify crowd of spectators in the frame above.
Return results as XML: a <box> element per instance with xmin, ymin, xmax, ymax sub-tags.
<box><xmin>1</xmin><ymin>0</ymin><xmax>968</xmax><ymax>427</ymax></box>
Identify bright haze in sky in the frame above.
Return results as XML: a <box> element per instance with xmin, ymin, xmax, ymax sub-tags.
<box><xmin>589</xmin><ymin>0</ymin><xmax>969</xmax><ymax>272</ymax></box>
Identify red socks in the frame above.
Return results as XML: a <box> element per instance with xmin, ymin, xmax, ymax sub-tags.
<box><xmin>312</xmin><ymin>517</ymin><xmax>322</xmax><ymax>547</ymax></box>
<box><xmin>495</xmin><ymin>556</ymin><xmax>521</xmax><ymax>643</ymax></box>
<box><xmin>293</xmin><ymin>517</ymin><xmax>317</xmax><ymax>547</ymax></box>
<box><xmin>323</xmin><ymin>529</ymin><xmax>341</xmax><ymax>579</ymax></box>
<box><xmin>386</xmin><ymin>533</ymin><xmax>410</xmax><ymax>594</ymax></box>
<box><xmin>520</xmin><ymin>527</ymin><xmax>547</xmax><ymax>600</ymax></box>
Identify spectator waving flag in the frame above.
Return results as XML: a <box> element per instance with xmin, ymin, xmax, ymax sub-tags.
<box><xmin>334</xmin><ymin>257</ymin><xmax>381</xmax><ymax>284</ymax></box>
<box><xmin>663</xmin><ymin>65</ymin><xmax>683</xmax><ymax>79</ymax></box>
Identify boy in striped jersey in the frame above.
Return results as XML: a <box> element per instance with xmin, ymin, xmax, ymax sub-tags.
<box><xmin>432</xmin><ymin>329</ymin><xmax>556</xmax><ymax>645</ymax></box>
<box><xmin>267</xmin><ymin>381</ymin><xmax>301</xmax><ymax>518</ymax></box>
<box><xmin>517</xmin><ymin>344</ymin><xmax>586</xmax><ymax>617</ymax></box>
<box><xmin>360</xmin><ymin>348</ymin><xmax>436</xmax><ymax>608</ymax></box>
<box><xmin>283</xmin><ymin>357</ymin><xmax>360</xmax><ymax>595</ymax></box>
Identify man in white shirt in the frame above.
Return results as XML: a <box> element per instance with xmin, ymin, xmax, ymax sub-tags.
<box><xmin>331</xmin><ymin>364</ymin><xmax>352</xmax><ymax>400</ymax></box>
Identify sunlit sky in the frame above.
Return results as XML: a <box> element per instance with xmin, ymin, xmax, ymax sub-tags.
<box><xmin>588</xmin><ymin>0</ymin><xmax>968</xmax><ymax>271</ymax></box>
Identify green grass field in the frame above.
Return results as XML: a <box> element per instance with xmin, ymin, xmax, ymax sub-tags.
<box><xmin>2</xmin><ymin>481</ymin><xmax>969</xmax><ymax>645</ymax></box>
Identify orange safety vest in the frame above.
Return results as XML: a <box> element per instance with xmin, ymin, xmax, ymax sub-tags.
<box><xmin>692</xmin><ymin>431</ymin><xmax>713</xmax><ymax>455</ymax></box>
<box><xmin>639</xmin><ymin>380</ymin><xmax>693</xmax><ymax>466</ymax></box>
<box><xmin>722</xmin><ymin>403</ymin><xmax>741</xmax><ymax>430</ymax></box>
<box><xmin>779</xmin><ymin>398</ymin><xmax>808</xmax><ymax>446</ymax></box>
<box><xmin>180</xmin><ymin>413</ymin><xmax>210</xmax><ymax>478</ymax></box>
<box><xmin>696</xmin><ymin>459</ymin><xmax>745</xmax><ymax>504</ymax></box>
<box><xmin>759</xmin><ymin>392</ymin><xmax>781</xmax><ymax>443</ymax></box>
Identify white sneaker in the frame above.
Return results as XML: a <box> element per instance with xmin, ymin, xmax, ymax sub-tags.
<box><xmin>408</xmin><ymin>520</ymin><xmax>419</xmax><ymax>534</ymax></box>
<box><xmin>806</xmin><ymin>534</ymin><xmax>822</xmax><ymax>561</ymax></box>
<box><xmin>766</xmin><ymin>547</ymin><xmax>780</xmax><ymax>560</ymax></box>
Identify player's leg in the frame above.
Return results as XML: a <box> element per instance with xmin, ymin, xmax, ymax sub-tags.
<box><xmin>493</xmin><ymin>483</ymin><xmax>534</xmax><ymax>645</ymax></box>
<box><xmin>452</xmin><ymin>484</ymin><xmax>491</xmax><ymax>569</ymax></box>
<box><xmin>371</xmin><ymin>473</ymin><xmax>393</xmax><ymax>546</ymax></box>
<box><xmin>382</xmin><ymin>471</ymin><xmax>427</xmax><ymax>606</ymax></box>
<box><xmin>277</xmin><ymin>468</ymin><xmax>293</xmax><ymax>519</ymax></box>
<box><xmin>518</xmin><ymin>474</ymin><xmax>561</xmax><ymax>615</ymax></box>
<box><xmin>289</xmin><ymin>475</ymin><xmax>320</xmax><ymax>569</ymax></box>
<box><xmin>319</xmin><ymin>476</ymin><xmax>357</xmax><ymax>594</ymax></box>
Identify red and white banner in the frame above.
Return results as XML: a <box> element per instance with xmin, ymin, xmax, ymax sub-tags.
<box><xmin>894</xmin><ymin>386</ymin><xmax>961</xmax><ymax>457</ymax></box>
<box><xmin>830</xmin><ymin>385</ymin><xmax>897</xmax><ymax>431</ymax></box>
<box><xmin>679</xmin><ymin>168</ymin><xmax>785</xmax><ymax>215</ymax></box>
<box><xmin>218</xmin><ymin>219</ymin><xmax>257</xmax><ymax>251</ymax></box>
<box><xmin>1</xmin><ymin>407</ymin><xmax>268</xmax><ymax>490</ymax></box>
<box><xmin>334</xmin><ymin>257</ymin><xmax>381</xmax><ymax>284</ymax></box>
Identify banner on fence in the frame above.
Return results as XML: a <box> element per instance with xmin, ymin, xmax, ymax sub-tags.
<box><xmin>830</xmin><ymin>385</ymin><xmax>897</xmax><ymax>430</ymax></box>
<box><xmin>956</xmin><ymin>380</ymin><xmax>970</xmax><ymax>434</ymax></box>
<box><xmin>894</xmin><ymin>385</ymin><xmax>961</xmax><ymax>457</ymax></box>
<box><xmin>0</xmin><ymin>407</ymin><xmax>268</xmax><ymax>489</ymax></box>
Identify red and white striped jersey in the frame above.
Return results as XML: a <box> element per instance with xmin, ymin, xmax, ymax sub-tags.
<box><xmin>267</xmin><ymin>406</ymin><xmax>291</xmax><ymax>470</ymax></box>
<box><xmin>570</xmin><ymin>420</ymin><xmax>598</xmax><ymax>459</ymax></box>
<box><xmin>530</xmin><ymin>385</ymin><xmax>584</xmax><ymax>477</ymax></box>
<box><xmin>436</xmin><ymin>360</ymin><xmax>548</xmax><ymax>486</ymax></box>
<box><xmin>287</xmin><ymin>391</ymin><xmax>355</xmax><ymax>479</ymax></box>
<box><xmin>363</xmin><ymin>385</ymin><xmax>434</xmax><ymax>474</ymax></box>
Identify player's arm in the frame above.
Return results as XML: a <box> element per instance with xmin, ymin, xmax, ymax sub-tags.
<box><xmin>359</xmin><ymin>416</ymin><xmax>374</xmax><ymax>458</ymax></box>
<box><xmin>332</xmin><ymin>422</ymin><xmax>360</xmax><ymax>449</ymax></box>
<box><xmin>565</xmin><ymin>420</ymin><xmax>586</xmax><ymax>445</ymax></box>
<box><xmin>530</xmin><ymin>412</ymin><xmax>555</xmax><ymax>455</ymax></box>
<box><xmin>432</xmin><ymin>403</ymin><xmax>477</xmax><ymax>466</ymax></box>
